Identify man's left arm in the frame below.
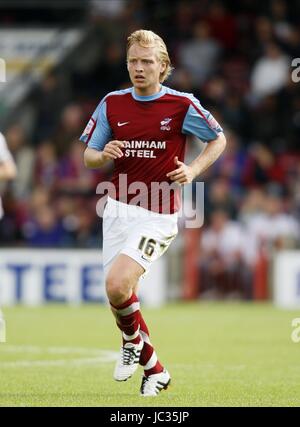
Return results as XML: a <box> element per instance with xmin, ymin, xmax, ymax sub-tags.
<box><xmin>167</xmin><ymin>96</ymin><xmax>226</xmax><ymax>185</ymax></box>
<box><xmin>166</xmin><ymin>132</ymin><xmax>226</xmax><ymax>184</ymax></box>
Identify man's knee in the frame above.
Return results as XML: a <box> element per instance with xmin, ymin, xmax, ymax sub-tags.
<box><xmin>105</xmin><ymin>273</ymin><xmax>132</xmax><ymax>303</ymax></box>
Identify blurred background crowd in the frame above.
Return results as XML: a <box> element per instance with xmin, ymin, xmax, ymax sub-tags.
<box><xmin>0</xmin><ymin>0</ymin><xmax>299</xmax><ymax>299</ymax></box>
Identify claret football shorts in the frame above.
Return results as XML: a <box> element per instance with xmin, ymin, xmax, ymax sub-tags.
<box><xmin>102</xmin><ymin>196</ymin><xmax>178</xmax><ymax>279</ymax></box>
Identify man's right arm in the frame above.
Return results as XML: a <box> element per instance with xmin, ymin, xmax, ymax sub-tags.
<box><xmin>80</xmin><ymin>98</ymin><xmax>115</xmax><ymax>169</ymax></box>
<box><xmin>84</xmin><ymin>140</ymin><xmax>124</xmax><ymax>169</ymax></box>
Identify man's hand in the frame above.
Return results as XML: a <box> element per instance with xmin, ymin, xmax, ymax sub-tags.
<box><xmin>166</xmin><ymin>156</ymin><xmax>195</xmax><ymax>185</ymax></box>
<box><xmin>84</xmin><ymin>140</ymin><xmax>125</xmax><ymax>168</ymax></box>
<box><xmin>165</xmin><ymin>133</ymin><xmax>226</xmax><ymax>184</ymax></box>
<box><xmin>102</xmin><ymin>140</ymin><xmax>125</xmax><ymax>161</ymax></box>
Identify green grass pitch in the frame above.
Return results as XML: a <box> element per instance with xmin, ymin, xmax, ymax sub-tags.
<box><xmin>0</xmin><ymin>302</ymin><xmax>300</xmax><ymax>407</ymax></box>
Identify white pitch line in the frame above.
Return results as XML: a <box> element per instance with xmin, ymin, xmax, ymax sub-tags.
<box><xmin>170</xmin><ymin>363</ymin><xmax>246</xmax><ymax>371</ymax></box>
<box><xmin>0</xmin><ymin>356</ymin><xmax>118</xmax><ymax>368</ymax></box>
<box><xmin>0</xmin><ymin>345</ymin><xmax>119</xmax><ymax>368</ymax></box>
<box><xmin>0</xmin><ymin>345</ymin><xmax>109</xmax><ymax>355</ymax></box>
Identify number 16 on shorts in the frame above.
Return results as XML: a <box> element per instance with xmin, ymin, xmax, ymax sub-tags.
<box><xmin>138</xmin><ymin>236</ymin><xmax>168</xmax><ymax>260</ymax></box>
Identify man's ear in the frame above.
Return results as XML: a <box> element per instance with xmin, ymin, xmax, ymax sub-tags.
<box><xmin>160</xmin><ymin>62</ymin><xmax>167</xmax><ymax>73</ymax></box>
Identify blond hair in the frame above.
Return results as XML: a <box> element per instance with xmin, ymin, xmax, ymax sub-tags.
<box><xmin>127</xmin><ymin>29</ymin><xmax>173</xmax><ymax>82</ymax></box>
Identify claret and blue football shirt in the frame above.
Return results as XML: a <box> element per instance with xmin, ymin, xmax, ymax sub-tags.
<box><xmin>80</xmin><ymin>85</ymin><xmax>223</xmax><ymax>213</ymax></box>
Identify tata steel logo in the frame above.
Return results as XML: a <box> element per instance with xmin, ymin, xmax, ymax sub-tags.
<box><xmin>0</xmin><ymin>58</ymin><xmax>6</xmax><ymax>82</ymax></box>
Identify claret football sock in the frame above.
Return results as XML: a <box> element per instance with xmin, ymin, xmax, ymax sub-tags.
<box><xmin>110</xmin><ymin>295</ymin><xmax>164</xmax><ymax>376</ymax></box>
<box><xmin>110</xmin><ymin>293</ymin><xmax>142</xmax><ymax>345</ymax></box>
<box><xmin>139</xmin><ymin>314</ymin><xmax>164</xmax><ymax>377</ymax></box>
<box><xmin>111</xmin><ymin>293</ymin><xmax>144</xmax><ymax>381</ymax></box>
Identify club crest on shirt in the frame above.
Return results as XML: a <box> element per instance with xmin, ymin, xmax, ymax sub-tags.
<box><xmin>83</xmin><ymin>118</ymin><xmax>95</xmax><ymax>135</ymax></box>
<box><xmin>160</xmin><ymin>117</ymin><xmax>172</xmax><ymax>131</ymax></box>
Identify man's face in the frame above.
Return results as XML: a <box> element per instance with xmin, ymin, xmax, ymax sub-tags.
<box><xmin>127</xmin><ymin>43</ymin><xmax>166</xmax><ymax>94</ymax></box>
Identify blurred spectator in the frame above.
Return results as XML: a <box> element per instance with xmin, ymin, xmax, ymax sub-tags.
<box><xmin>242</xmin><ymin>143</ymin><xmax>285</xmax><ymax>188</ymax></box>
<box><xmin>203</xmin><ymin>76</ymin><xmax>227</xmax><ymax>107</ymax></box>
<box><xmin>169</xmin><ymin>68</ymin><xmax>195</xmax><ymax>94</ymax></box>
<box><xmin>222</xmin><ymin>93</ymin><xmax>249</xmax><ymax>134</ymax></box>
<box><xmin>34</xmin><ymin>141</ymin><xmax>58</xmax><ymax>191</ymax></box>
<box><xmin>56</xmin><ymin>142</ymin><xmax>97</xmax><ymax>195</ymax></box>
<box><xmin>251</xmin><ymin>42</ymin><xmax>290</xmax><ymax>98</ymax></box>
<box><xmin>244</xmin><ymin>192</ymin><xmax>299</xmax><ymax>251</ymax></box>
<box><xmin>283</xmin><ymin>26</ymin><xmax>300</xmax><ymax>58</ymax></box>
<box><xmin>5</xmin><ymin>124</ymin><xmax>34</xmax><ymax>199</ymax></box>
<box><xmin>254</xmin><ymin>16</ymin><xmax>274</xmax><ymax>48</ymax></box>
<box><xmin>54</xmin><ymin>104</ymin><xmax>84</xmax><ymax>157</ymax></box>
<box><xmin>89</xmin><ymin>0</ymin><xmax>125</xmax><ymax>21</ymax></box>
<box><xmin>205</xmin><ymin>177</ymin><xmax>237</xmax><ymax>219</ymax></box>
<box><xmin>29</xmin><ymin>186</ymin><xmax>51</xmax><ymax>212</ymax></box>
<box><xmin>178</xmin><ymin>21</ymin><xmax>222</xmax><ymax>85</ymax></box>
<box><xmin>31</xmin><ymin>70</ymin><xmax>70</xmax><ymax>144</ymax></box>
<box><xmin>205</xmin><ymin>1</ymin><xmax>237</xmax><ymax>49</ymax></box>
<box><xmin>239</xmin><ymin>188</ymin><xmax>266</xmax><ymax>225</ymax></box>
<box><xmin>91</xmin><ymin>41</ymin><xmax>129</xmax><ymax>96</ymax></box>
<box><xmin>173</xmin><ymin>1</ymin><xmax>197</xmax><ymax>40</ymax></box>
<box><xmin>199</xmin><ymin>209</ymin><xmax>251</xmax><ymax>299</ymax></box>
<box><xmin>222</xmin><ymin>56</ymin><xmax>250</xmax><ymax>96</ymax></box>
<box><xmin>24</xmin><ymin>204</ymin><xmax>67</xmax><ymax>247</ymax></box>
<box><xmin>67</xmin><ymin>207</ymin><xmax>101</xmax><ymax>248</ymax></box>
<box><xmin>249</xmin><ymin>95</ymin><xmax>283</xmax><ymax>145</ymax></box>
<box><xmin>270</xmin><ymin>0</ymin><xmax>293</xmax><ymax>44</ymax></box>
<box><xmin>210</xmin><ymin>129</ymin><xmax>247</xmax><ymax>193</ymax></box>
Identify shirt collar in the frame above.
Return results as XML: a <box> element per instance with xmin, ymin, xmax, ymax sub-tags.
<box><xmin>132</xmin><ymin>85</ymin><xmax>166</xmax><ymax>101</ymax></box>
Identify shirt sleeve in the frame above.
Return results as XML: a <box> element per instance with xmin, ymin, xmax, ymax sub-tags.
<box><xmin>0</xmin><ymin>132</ymin><xmax>13</xmax><ymax>162</ymax></box>
<box><xmin>182</xmin><ymin>95</ymin><xmax>223</xmax><ymax>142</ymax></box>
<box><xmin>79</xmin><ymin>98</ymin><xmax>112</xmax><ymax>151</ymax></box>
